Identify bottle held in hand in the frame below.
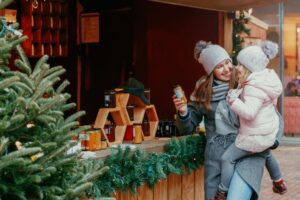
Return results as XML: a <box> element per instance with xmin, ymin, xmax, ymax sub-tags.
<box><xmin>174</xmin><ymin>84</ymin><xmax>187</xmax><ymax>104</ymax></box>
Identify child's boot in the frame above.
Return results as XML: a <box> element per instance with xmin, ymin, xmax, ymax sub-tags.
<box><xmin>273</xmin><ymin>179</ymin><xmax>287</xmax><ymax>194</ymax></box>
<box><xmin>211</xmin><ymin>190</ymin><xmax>227</xmax><ymax>200</ymax></box>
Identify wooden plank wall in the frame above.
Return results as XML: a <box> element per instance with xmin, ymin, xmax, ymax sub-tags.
<box><xmin>113</xmin><ymin>166</ymin><xmax>204</xmax><ymax>200</ymax></box>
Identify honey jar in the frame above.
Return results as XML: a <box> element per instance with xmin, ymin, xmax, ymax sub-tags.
<box><xmin>86</xmin><ymin>128</ymin><xmax>101</xmax><ymax>151</ymax></box>
<box><xmin>133</xmin><ymin>124</ymin><xmax>143</xmax><ymax>144</ymax></box>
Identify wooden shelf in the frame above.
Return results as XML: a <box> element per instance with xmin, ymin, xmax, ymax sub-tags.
<box><xmin>94</xmin><ymin>107</ymin><xmax>127</xmax><ymax>146</ymax></box>
<box><xmin>94</xmin><ymin>92</ymin><xmax>159</xmax><ymax>146</ymax></box>
<box><xmin>20</xmin><ymin>0</ymin><xmax>68</xmax><ymax>57</ymax></box>
<box><xmin>144</xmin><ymin>105</ymin><xmax>159</xmax><ymax>141</ymax></box>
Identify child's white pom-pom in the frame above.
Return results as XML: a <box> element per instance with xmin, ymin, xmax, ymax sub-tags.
<box><xmin>261</xmin><ymin>40</ymin><xmax>278</xmax><ymax>60</ymax></box>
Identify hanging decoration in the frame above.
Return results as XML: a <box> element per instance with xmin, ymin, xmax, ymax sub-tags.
<box><xmin>26</xmin><ymin>0</ymin><xmax>40</xmax><ymax>9</ymax></box>
<box><xmin>231</xmin><ymin>10</ymin><xmax>251</xmax><ymax>65</ymax></box>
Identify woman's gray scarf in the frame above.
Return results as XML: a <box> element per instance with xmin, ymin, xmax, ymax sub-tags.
<box><xmin>213</xmin><ymin>79</ymin><xmax>239</xmax><ymax>136</ymax></box>
<box><xmin>189</xmin><ymin>77</ymin><xmax>239</xmax><ymax>138</ymax></box>
<box><xmin>211</xmin><ymin>79</ymin><xmax>229</xmax><ymax>102</ymax></box>
<box><xmin>190</xmin><ymin>78</ymin><xmax>229</xmax><ymax>101</ymax></box>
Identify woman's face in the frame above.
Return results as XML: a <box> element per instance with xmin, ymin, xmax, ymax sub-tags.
<box><xmin>213</xmin><ymin>59</ymin><xmax>233</xmax><ymax>82</ymax></box>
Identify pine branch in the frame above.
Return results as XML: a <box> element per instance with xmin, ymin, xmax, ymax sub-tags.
<box><xmin>0</xmin><ymin>137</ymin><xmax>9</xmax><ymax>155</ymax></box>
<box><xmin>76</xmin><ymin>166</ymin><xmax>110</xmax><ymax>187</ymax></box>
<box><xmin>31</xmin><ymin>55</ymin><xmax>49</xmax><ymax>79</ymax></box>
<box><xmin>10</xmin><ymin>113</ymin><xmax>25</xmax><ymax>125</ymax></box>
<box><xmin>60</xmin><ymin>103</ymin><xmax>76</xmax><ymax>112</ymax></box>
<box><xmin>70</xmin><ymin>125</ymin><xmax>91</xmax><ymax>135</ymax></box>
<box><xmin>56</xmin><ymin>80</ymin><xmax>70</xmax><ymax>94</ymax></box>
<box><xmin>38</xmin><ymin>95</ymin><xmax>65</xmax><ymax>114</ymax></box>
<box><xmin>0</xmin><ymin>158</ymin><xmax>24</xmax><ymax>170</ymax></box>
<box><xmin>33</xmin><ymin>63</ymin><xmax>50</xmax><ymax>87</ymax></box>
<box><xmin>36</xmin><ymin>114</ymin><xmax>56</xmax><ymax>125</ymax></box>
<box><xmin>1</xmin><ymin>147</ymin><xmax>42</xmax><ymax>160</ymax></box>
<box><xmin>0</xmin><ymin>76</ymin><xmax>20</xmax><ymax>90</ymax></box>
<box><xmin>65</xmin><ymin>182</ymin><xmax>93</xmax><ymax>200</ymax></box>
<box><xmin>65</xmin><ymin>111</ymin><xmax>85</xmax><ymax>124</ymax></box>
<box><xmin>0</xmin><ymin>0</ymin><xmax>14</xmax><ymax>9</ymax></box>
<box><xmin>37</xmin><ymin>142</ymin><xmax>73</xmax><ymax>164</ymax></box>
<box><xmin>14</xmin><ymin>59</ymin><xmax>32</xmax><ymax>75</ymax></box>
<box><xmin>14</xmin><ymin>72</ymin><xmax>34</xmax><ymax>90</ymax></box>
<box><xmin>13</xmin><ymin>82</ymin><xmax>33</xmax><ymax>94</ymax></box>
<box><xmin>15</xmin><ymin>44</ymin><xmax>31</xmax><ymax>70</ymax></box>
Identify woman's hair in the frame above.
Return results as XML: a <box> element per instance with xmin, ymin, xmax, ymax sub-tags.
<box><xmin>194</xmin><ymin>61</ymin><xmax>237</xmax><ymax>111</ymax></box>
<box><xmin>237</xmin><ymin>65</ymin><xmax>252</xmax><ymax>87</ymax></box>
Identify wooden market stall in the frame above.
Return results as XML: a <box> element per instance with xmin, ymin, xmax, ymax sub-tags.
<box><xmin>93</xmin><ymin>138</ymin><xmax>205</xmax><ymax>200</ymax></box>
<box><xmin>6</xmin><ymin>1</ymin><xmax>286</xmax><ymax>200</ymax></box>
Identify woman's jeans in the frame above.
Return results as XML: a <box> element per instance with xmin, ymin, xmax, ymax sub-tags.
<box><xmin>227</xmin><ymin>171</ymin><xmax>253</xmax><ymax>200</ymax></box>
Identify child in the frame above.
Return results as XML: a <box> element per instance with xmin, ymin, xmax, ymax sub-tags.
<box><xmin>213</xmin><ymin>41</ymin><xmax>287</xmax><ymax>200</ymax></box>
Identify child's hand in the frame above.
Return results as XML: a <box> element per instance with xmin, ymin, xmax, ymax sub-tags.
<box><xmin>173</xmin><ymin>95</ymin><xmax>188</xmax><ymax>116</ymax></box>
<box><xmin>227</xmin><ymin>89</ymin><xmax>242</xmax><ymax>104</ymax></box>
<box><xmin>270</xmin><ymin>139</ymin><xmax>279</xmax><ymax>150</ymax></box>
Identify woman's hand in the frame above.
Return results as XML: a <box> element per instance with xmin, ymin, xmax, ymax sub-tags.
<box><xmin>173</xmin><ymin>95</ymin><xmax>188</xmax><ymax>116</ymax></box>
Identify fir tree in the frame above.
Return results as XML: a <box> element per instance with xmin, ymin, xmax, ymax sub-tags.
<box><xmin>0</xmin><ymin>0</ymin><xmax>109</xmax><ymax>199</ymax></box>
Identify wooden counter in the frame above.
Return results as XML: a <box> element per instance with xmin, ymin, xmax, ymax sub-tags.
<box><xmin>91</xmin><ymin>138</ymin><xmax>205</xmax><ymax>200</ymax></box>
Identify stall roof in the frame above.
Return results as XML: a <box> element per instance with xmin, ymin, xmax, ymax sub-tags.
<box><xmin>149</xmin><ymin>0</ymin><xmax>285</xmax><ymax>11</ymax></box>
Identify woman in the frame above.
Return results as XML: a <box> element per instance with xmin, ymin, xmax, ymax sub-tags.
<box><xmin>215</xmin><ymin>41</ymin><xmax>287</xmax><ymax>199</ymax></box>
<box><xmin>173</xmin><ymin>41</ymin><xmax>270</xmax><ymax>200</ymax></box>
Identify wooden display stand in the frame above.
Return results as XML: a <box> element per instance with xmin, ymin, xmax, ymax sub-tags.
<box><xmin>94</xmin><ymin>92</ymin><xmax>159</xmax><ymax>146</ymax></box>
<box><xmin>94</xmin><ymin>107</ymin><xmax>127</xmax><ymax>145</ymax></box>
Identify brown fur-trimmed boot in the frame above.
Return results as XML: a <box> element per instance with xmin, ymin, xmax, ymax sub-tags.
<box><xmin>273</xmin><ymin>179</ymin><xmax>287</xmax><ymax>194</ymax></box>
<box><xmin>211</xmin><ymin>191</ymin><xmax>227</xmax><ymax>200</ymax></box>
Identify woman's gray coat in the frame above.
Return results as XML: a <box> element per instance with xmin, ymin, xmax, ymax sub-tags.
<box><xmin>176</xmin><ymin>100</ymin><xmax>269</xmax><ymax>200</ymax></box>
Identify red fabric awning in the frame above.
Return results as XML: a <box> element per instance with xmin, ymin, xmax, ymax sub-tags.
<box><xmin>149</xmin><ymin>0</ymin><xmax>285</xmax><ymax>11</ymax></box>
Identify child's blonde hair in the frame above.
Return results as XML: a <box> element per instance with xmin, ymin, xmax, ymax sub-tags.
<box><xmin>237</xmin><ymin>64</ymin><xmax>252</xmax><ymax>87</ymax></box>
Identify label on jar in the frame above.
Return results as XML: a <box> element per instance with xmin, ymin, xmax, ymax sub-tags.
<box><xmin>104</xmin><ymin>95</ymin><xmax>110</xmax><ymax>107</ymax></box>
<box><xmin>174</xmin><ymin>88</ymin><xmax>184</xmax><ymax>99</ymax></box>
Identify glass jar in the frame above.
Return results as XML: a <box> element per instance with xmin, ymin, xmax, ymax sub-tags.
<box><xmin>104</xmin><ymin>90</ymin><xmax>116</xmax><ymax>108</ymax></box>
<box><xmin>173</xmin><ymin>84</ymin><xmax>187</xmax><ymax>103</ymax></box>
<box><xmin>126</xmin><ymin>104</ymin><xmax>135</xmax><ymax>121</ymax></box>
<box><xmin>144</xmin><ymin>89</ymin><xmax>151</xmax><ymax>103</ymax></box>
<box><xmin>142</xmin><ymin>118</ymin><xmax>150</xmax><ymax>136</ymax></box>
<box><xmin>133</xmin><ymin>124</ymin><xmax>143</xmax><ymax>144</ymax></box>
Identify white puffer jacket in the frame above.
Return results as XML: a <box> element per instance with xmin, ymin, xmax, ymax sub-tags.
<box><xmin>229</xmin><ymin>69</ymin><xmax>283</xmax><ymax>152</ymax></box>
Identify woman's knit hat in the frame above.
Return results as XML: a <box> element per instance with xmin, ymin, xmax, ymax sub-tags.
<box><xmin>194</xmin><ymin>41</ymin><xmax>231</xmax><ymax>75</ymax></box>
<box><xmin>237</xmin><ymin>40</ymin><xmax>278</xmax><ymax>72</ymax></box>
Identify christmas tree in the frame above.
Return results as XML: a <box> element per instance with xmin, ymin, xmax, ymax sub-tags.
<box><xmin>0</xmin><ymin>0</ymin><xmax>109</xmax><ymax>199</ymax></box>
<box><xmin>231</xmin><ymin>10</ymin><xmax>251</xmax><ymax>65</ymax></box>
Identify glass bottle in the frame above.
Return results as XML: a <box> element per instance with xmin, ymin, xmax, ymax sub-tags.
<box><xmin>173</xmin><ymin>84</ymin><xmax>187</xmax><ymax>103</ymax></box>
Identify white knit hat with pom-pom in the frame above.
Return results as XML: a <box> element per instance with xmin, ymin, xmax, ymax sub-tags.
<box><xmin>194</xmin><ymin>41</ymin><xmax>231</xmax><ymax>75</ymax></box>
<box><xmin>237</xmin><ymin>40</ymin><xmax>278</xmax><ymax>72</ymax></box>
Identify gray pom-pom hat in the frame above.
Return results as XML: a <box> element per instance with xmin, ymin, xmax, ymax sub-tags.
<box><xmin>194</xmin><ymin>40</ymin><xmax>231</xmax><ymax>75</ymax></box>
<box><xmin>237</xmin><ymin>40</ymin><xmax>278</xmax><ymax>72</ymax></box>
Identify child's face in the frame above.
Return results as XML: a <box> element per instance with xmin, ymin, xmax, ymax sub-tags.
<box><xmin>213</xmin><ymin>59</ymin><xmax>233</xmax><ymax>82</ymax></box>
<box><xmin>236</xmin><ymin>63</ymin><xmax>250</xmax><ymax>85</ymax></box>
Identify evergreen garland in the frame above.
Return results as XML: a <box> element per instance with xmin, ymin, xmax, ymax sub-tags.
<box><xmin>91</xmin><ymin>135</ymin><xmax>206</xmax><ymax>197</ymax></box>
<box><xmin>232</xmin><ymin>10</ymin><xmax>251</xmax><ymax>65</ymax></box>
